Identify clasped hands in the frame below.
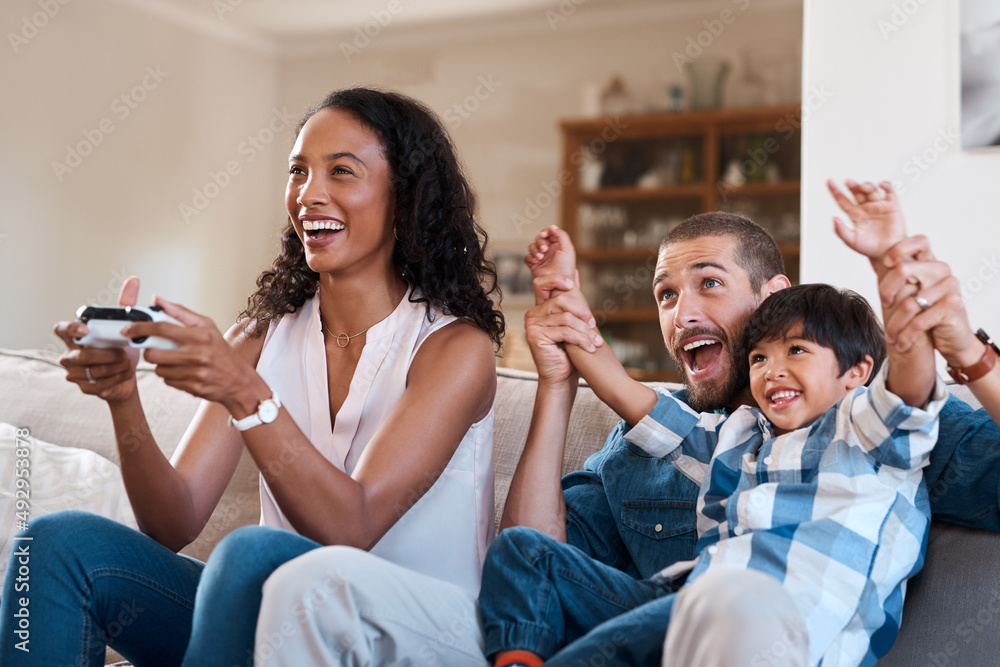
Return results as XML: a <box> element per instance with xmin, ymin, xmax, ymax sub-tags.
<box><xmin>828</xmin><ymin>179</ymin><xmax>980</xmax><ymax>367</ymax></box>
<box><xmin>522</xmin><ymin>226</ymin><xmax>603</xmax><ymax>384</ymax></box>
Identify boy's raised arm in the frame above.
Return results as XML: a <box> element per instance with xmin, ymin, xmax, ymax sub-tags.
<box><xmin>526</xmin><ymin>227</ymin><xmax>658</xmax><ymax>425</ymax></box>
<box><xmin>564</xmin><ymin>323</ymin><xmax>659</xmax><ymax>426</ymax></box>
<box><xmin>828</xmin><ymin>179</ymin><xmax>936</xmax><ymax>407</ymax></box>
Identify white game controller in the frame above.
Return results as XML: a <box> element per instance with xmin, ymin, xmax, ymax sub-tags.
<box><xmin>74</xmin><ymin>305</ymin><xmax>180</xmax><ymax>350</ymax></box>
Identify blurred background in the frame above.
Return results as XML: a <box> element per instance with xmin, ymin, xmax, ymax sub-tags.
<box><xmin>1</xmin><ymin>0</ymin><xmax>997</xmax><ymax>378</ymax></box>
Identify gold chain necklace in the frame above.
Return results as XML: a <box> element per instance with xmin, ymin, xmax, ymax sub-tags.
<box><xmin>323</xmin><ymin>322</ymin><xmax>373</xmax><ymax>348</ymax></box>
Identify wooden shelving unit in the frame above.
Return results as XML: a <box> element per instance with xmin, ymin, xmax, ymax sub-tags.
<box><xmin>559</xmin><ymin>104</ymin><xmax>802</xmax><ymax>382</ymax></box>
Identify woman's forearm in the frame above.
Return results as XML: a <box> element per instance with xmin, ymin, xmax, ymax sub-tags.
<box><xmin>107</xmin><ymin>392</ymin><xmax>199</xmax><ymax>550</ymax></box>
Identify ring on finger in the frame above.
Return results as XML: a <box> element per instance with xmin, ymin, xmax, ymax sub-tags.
<box><xmin>914</xmin><ymin>295</ymin><xmax>931</xmax><ymax>311</ymax></box>
<box><xmin>85</xmin><ymin>367</ymin><xmax>96</xmax><ymax>384</ymax></box>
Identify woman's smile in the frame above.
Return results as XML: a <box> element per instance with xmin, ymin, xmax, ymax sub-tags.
<box><xmin>300</xmin><ymin>215</ymin><xmax>346</xmax><ymax>248</ymax></box>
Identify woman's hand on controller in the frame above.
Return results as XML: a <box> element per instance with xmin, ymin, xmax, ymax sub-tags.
<box><xmin>55</xmin><ymin>276</ymin><xmax>141</xmax><ymax>404</ymax></box>
<box><xmin>125</xmin><ymin>295</ymin><xmax>258</xmax><ymax>412</ymax></box>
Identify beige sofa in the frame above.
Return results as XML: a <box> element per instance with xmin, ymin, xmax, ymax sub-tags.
<box><xmin>2</xmin><ymin>347</ymin><xmax>999</xmax><ymax>665</ymax></box>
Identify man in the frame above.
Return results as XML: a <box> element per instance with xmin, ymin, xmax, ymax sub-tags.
<box><xmin>496</xmin><ymin>179</ymin><xmax>1000</xmax><ymax>665</ymax></box>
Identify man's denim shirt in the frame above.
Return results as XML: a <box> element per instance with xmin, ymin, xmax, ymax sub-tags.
<box><xmin>561</xmin><ymin>390</ymin><xmax>1000</xmax><ymax>579</ymax></box>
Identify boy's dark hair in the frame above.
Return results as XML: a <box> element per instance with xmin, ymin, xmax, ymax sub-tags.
<box><xmin>742</xmin><ymin>284</ymin><xmax>886</xmax><ymax>385</ymax></box>
<box><xmin>660</xmin><ymin>212</ymin><xmax>785</xmax><ymax>293</ymax></box>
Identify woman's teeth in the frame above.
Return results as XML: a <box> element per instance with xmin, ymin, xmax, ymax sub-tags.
<box><xmin>302</xmin><ymin>221</ymin><xmax>345</xmax><ymax>232</ymax></box>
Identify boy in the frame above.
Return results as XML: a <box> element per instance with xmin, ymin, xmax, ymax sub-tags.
<box><xmin>480</xmin><ymin>237</ymin><xmax>946</xmax><ymax>666</ymax></box>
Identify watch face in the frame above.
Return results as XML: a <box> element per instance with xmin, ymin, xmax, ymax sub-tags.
<box><xmin>259</xmin><ymin>400</ymin><xmax>279</xmax><ymax>423</ymax></box>
<box><xmin>977</xmin><ymin>328</ymin><xmax>999</xmax><ymax>353</ymax></box>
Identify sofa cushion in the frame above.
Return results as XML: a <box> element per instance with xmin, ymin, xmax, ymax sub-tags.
<box><xmin>880</xmin><ymin>521</ymin><xmax>1000</xmax><ymax>664</ymax></box>
<box><xmin>0</xmin><ymin>348</ymin><xmax>261</xmax><ymax>562</ymax></box>
<box><xmin>0</xmin><ymin>423</ymin><xmax>137</xmax><ymax>581</ymax></box>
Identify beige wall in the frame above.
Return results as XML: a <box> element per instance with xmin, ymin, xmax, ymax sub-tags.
<box><xmin>1</xmin><ymin>0</ymin><xmax>280</xmax><ymax>351</ymax></box>
<box><xmin>275</xmin><ymin>1</ymin><xmax>803</xmax><ymax>339</ymax></box>
<box><xmin>1</xmin><ymin>0</ymin><xmax>803</xmax><ymax>350</ymax></box>
<box><xmin>277</xmin><ymin>1</ymin><xmax>803</xmax><ymax>247</ymax></box>
<box><xmin>802</xmin><ymin>0</ymin><xmax>1000</xmax><ymax>341</ymax></box>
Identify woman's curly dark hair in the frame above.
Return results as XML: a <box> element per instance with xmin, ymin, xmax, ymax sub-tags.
<box><xmin>239</xmin><ymin>87</ymin><xmax>504</xmax><ymax>348</ymax></box>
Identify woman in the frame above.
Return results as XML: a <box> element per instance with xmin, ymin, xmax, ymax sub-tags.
<box><xmin>0</xmin><ymin>88</ymin><xmax>503</xmax><ymax>666</ymax></box>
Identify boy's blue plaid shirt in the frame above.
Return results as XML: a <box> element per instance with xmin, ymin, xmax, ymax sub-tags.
<box><xmin>625</xmin><ymin>365</ymin><xmax>948</xmax><ymax>667</ymax></box>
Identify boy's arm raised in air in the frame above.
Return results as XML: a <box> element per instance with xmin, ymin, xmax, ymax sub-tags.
<box><xmin>829</xmin><ymin>179</ymin><xmax>936</xmax><ymax>407</ymax></box>
<box><xmin>561</xmin><ymin>302</ymin><xmax>658</xmax><ymax>426</ymax></box>
<box><xmin>526</xmin><ymin>226</ymin><xmax>657</xmax><ymax>425</ymax></box>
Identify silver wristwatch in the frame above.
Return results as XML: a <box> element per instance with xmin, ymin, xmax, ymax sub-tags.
<box><xmin>228</xmin><ymin>390</ymin><xmax>281</xmax><ymax>431</ymax></box>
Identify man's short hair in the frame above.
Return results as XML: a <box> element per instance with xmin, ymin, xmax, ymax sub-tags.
<box><xmin>660</xmin><ymin>212</ymin><xmax>785</xmax><ymax>293</ymax></box>
<box><xmin>742</xmin><ymin>284</ymin><xmax>886</xmax><ymax>384</ymax></box>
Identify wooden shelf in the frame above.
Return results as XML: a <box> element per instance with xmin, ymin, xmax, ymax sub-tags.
<box><xmin>579</xmin><ymin>184</ymin><xmax>705</xmax><ymax>202</ymax></box>
<box><xmin>778</xmin><ymin>243</ymin><xmax>800</xmax><ymax>257</ymax></box>
<box><xmin>578</xmin><ymin>249</ymin><xmax>658</xmax><ymax>262</ymax></box>
<box><xmin>717</xmin><ymin>180</ymin><xmax>801</xmax><ymax>196</ymax></box>
<box><xmin>560</xmin><ymin>105</ymin><xmax>801</xmax><ymax>377</ymax></box>
<box><xmin>560</xmin><ymin>104</ymin><xmax>802</xmax><ymax>136</ymax></box>
<box><xmin>594</xmin><ymin>308</ymin><xmax>659</xmax><ymax>323</ymax></box>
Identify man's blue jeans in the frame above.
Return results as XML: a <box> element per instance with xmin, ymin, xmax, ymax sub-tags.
<box><xmin>0</xmin><ymin>510</ymin><xmax>320</xmax><ymax>666</ymax></box>
<box><xmin>480</xmin><ymin>526</ymin><xmax>677</xmax><ymax>666</ymax></box>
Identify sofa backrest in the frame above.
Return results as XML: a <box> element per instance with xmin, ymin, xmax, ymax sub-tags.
<box><xmin>1</xmin><ymin>349</ymin><xmax>984</xmax><ymax>557</ymax></box>
<box><xmin>0</xmin><ymin>348</ymin><xmax>257</xmax><ymax>562</ymax></box>
<box><xmin>493</xmin><ymin>367</ymin><xmax>680</xmax><ymax>530</ymax></box>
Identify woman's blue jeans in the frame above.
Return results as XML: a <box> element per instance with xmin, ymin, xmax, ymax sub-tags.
<box><xmin>0</xmin><ymin>510</ymin><xmax>320</xmax><ymax>667</ymax></box>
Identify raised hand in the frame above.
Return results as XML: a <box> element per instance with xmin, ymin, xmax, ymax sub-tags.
<box><xmin>828</xmin><ymin>179</ymin><xmax>907</xmax><ymax>261</ymax></box>
<box><xmin>879</xmin><ymin>235</ymin><xmax>980</xmax><ymax>364</ymax></box>
<box><xmin>526</xmin><ymin>226</ymin><xmax>579</xmax><ymax>302</ymax></box>
<box><xmin>55</xmin><ymin>276</ymin><xmax>142</xmax><ymax>404</ymax></box>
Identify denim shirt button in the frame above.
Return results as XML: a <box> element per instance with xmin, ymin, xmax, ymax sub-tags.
<box><xmin>708</xmin><ymin>545</ymin><xmax>718</xmax><ymax>555</ymax></box>
<box><xmin>654</xmin><ymin>523</ymin><xmax>663</xmax><ymax>533</ymax></box>
<box><xmin>734</xmin><ymin>525</ymin><xmax>744</xmax><ymax>536</ymax></box>
<box><xmin>764</xmin><ymin>456</ymin><xmax>773</xmax><ymax>466</ymax></box>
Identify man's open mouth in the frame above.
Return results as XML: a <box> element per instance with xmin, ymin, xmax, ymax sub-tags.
<box><xmin>681</xmin><ymin>337</ymin><xmax>723</xmax><ymax>374</ymax></box>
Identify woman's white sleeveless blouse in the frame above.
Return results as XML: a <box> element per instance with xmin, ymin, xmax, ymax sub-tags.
<box><xmin>254</xmin><ymin>289</ymin><xmax>495</xmax><ymax>594</ymax></box>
